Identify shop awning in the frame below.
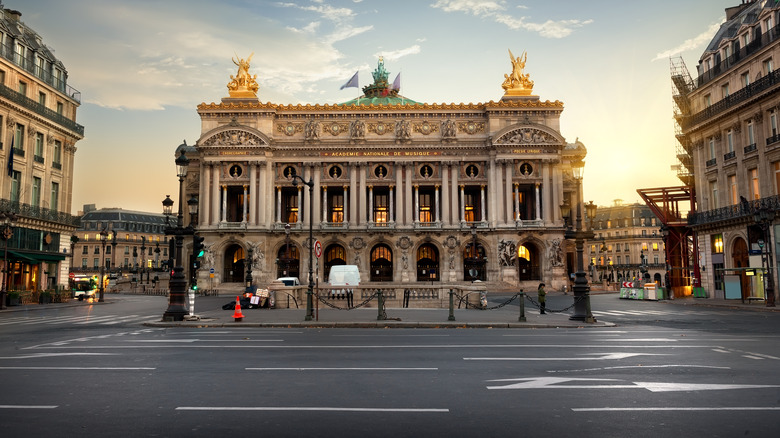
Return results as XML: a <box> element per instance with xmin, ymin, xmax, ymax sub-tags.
<box><xmin>3</xmin><ymin>250</ymin><xmax>65</xmax><ymax>262</ymax></box>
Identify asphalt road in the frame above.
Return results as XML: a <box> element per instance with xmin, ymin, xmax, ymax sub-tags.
<box><xmin>1</xmin><ymin>295</ymin><xmax>778</xmax><ymax>437</ymax></box>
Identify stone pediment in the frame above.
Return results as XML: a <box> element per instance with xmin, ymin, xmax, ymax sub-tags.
<box><xmin>493</xmin><ymin>125</ymin><xmax>563</xmax><ymax>146</ymax></box>
<box><xmin>200</xmin><ymin>128</ymin><xmax>268</xmax><ymax>147</ymax></box>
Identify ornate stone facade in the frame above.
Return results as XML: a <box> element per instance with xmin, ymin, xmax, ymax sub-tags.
<box><xmin>181</xmin><ymin>56</ymin><xmax>588</xmax><ymax>292</ymax></box>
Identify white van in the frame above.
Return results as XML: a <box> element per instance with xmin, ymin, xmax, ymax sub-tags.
<box><xmin>327</xmin><ymin>265</ymin><xmax>360</xmax><ymax>307</ymax></box>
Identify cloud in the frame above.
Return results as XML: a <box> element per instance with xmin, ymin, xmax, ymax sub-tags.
<box><xmin>431</xmin><ymin>0</ymin><xmax>592</xmax><ymax>38</ymax></box>
<box><xmin>376</xmin><ymin>45</ymin><xmax>422</xmax><ymax>61</ymax></box>
<box><xmin>652</xmin><ymin>21</ymin><xmax>723</xmax><ymax>61</ymax></box>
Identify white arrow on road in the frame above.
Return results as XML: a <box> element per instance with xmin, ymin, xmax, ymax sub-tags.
<box><xmin>465</xmin><ymin>352</ymin><xmax>667</xmax><ymax>361</ymax></box>
<box><xmin>486</xmin><ymin>377</ymin><xmax>780</xmax><ymax>392</ymax></box>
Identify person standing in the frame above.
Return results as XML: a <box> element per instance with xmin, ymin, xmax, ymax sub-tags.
<box><xmin>537</xmin><ymin>282</ymin><xmax>546</xmax><ymax>314</ymax></box>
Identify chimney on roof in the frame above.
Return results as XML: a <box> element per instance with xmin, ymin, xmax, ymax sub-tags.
<box><xmin>4</xmin><ymin>9</ymin><xmax>21</xmax><ymax>21</ymax></box>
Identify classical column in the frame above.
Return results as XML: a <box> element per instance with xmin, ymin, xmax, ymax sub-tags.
<box><xmin>276</xmin><ymin>186</ymin><xmax>282</xmax><ymax>223</ymax></box>
<box><xmin>312</xmin><ymin>164</ymin><xmax>321</xmax><ymax>226</ymax></box>
<box><xmin>434</xmin><ymin>185</ymin><xmax>440</xmax><ymax>224</ymax></box>
<box><xmin>451</xmin><ymin>164</ymin><xmax>459</xmax><ymax>224</ymax></box>
<box><xmin>249</xmin><ymin>163</ymin><xmax>258</xmax><ymax>226</ymax></box>
<box><xmin>505</xmin><ymin>161</ymin><xmax>513</xmax><ymax>224</ymax></box>
<box><xmin>552</xmin><ymin>165</ymin><xmax>561</xmax><ymax>224</ymax></box>
<box><xmin>395</xmin><ymin>164</ymin><xmax>403</xmax><ymax>225</ymax></box>
<box><xmin>359</xmin><ymin>165</ymin><xmax>367</xmax><ymax>225</ymax></box>
<box><xmin>322</xmin><ymin>187</ymin><xmax>328</xmax><ymax>224</ymax></box>
<box><xmin>389</xmin><ymin>185</ymin><xmax>395</xmax><ymax>224</ymax></box>
<box><xmin>343</xmin><ymin>185</ymin><xmax>349</xmax><ymax>225</ymax></box>
<box><xmin>242</xmin><ymin>184</ymin><xmax>248</xmax><ymax>223</ymax></box>
<box><xmin>480</xmin><ymin>185</ymin><xmax>486</xmax><ymax>223</ymax></box>
<box><xmin>535</xmin><ymin>183</ymin><xmax>541</xmax><ymax>221</ymax></box>
<box><xmin>441</xmin><ymin>164</ymin><xmax>450</xmax><ymax>225</ymax></box>
<box><xmin>405</xmin><ymin>165</ymin><xmax>413</xmax><ymax>225</ymax></box>
<box><xmin>302</xmin><ymin>166</ymin><xmax>310</xmax><ymax>226</ymax></box>
<box><xmin>296</xmin><ymin>186</ymin><xmax>302</xmax><ymax>224</ymax></box>
<box><xmin>349</xmin><ymin>165</ymin><xmax>358</xmax><ymax>226</ymax></box>
<box><xmin>221</xmin><ymin>185</ymin><xmax>227</xmax><ymax>223</ymax></box>
<box><xmin>414</xmin><ymin>185</ymin><xmax>420</xmax><ymax>224</ymax></box>
<box><xmin>211</xmin><ymin>165</ymin><xmax>220</xmax><ymax>226</ymax></box>
<box><xmin>541</xmin><ymin>161</ymin><xmax>551</xmax><ymax>223</ymax></box>
<box><xmin>459</xmin><ymin>185</ymin><xmax>465</xmax><ymax>223</ymax></box>
<box><xmin>514</xmin><ymin>183</ymin><xmax>520</xmax><ymax>221</ymax></box>
<box><xmin>368</xmin><ymin>185</ymin><xmax>374</xmax><ymax>224</ymax></box>
<box><xmin>258</xmin><ymin>162</ymin><xmax>267</xmax><ymax>227</ymax></box>
<box><xmin>200</xmin><ymin>163</ymin><xmax>210</xmax><ymax>227</ymax></box>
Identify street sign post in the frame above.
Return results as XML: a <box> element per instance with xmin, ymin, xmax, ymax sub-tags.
<box><xmin>314</xmin><ymin>240</ymin><xmax>322</xmax><ymax>258</ymax></box>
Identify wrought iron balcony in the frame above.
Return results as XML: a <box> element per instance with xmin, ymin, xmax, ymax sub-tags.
<box><xmin>744</xmin><ymin>143</ymin><xmax>757</xmax><ymax>154</ymax></box>
<box><xmin>682</xmin><ymin>69</ymin><xmax>780</xmax><ymax>131</ymax></box>
<box><xmin>696</xmin><ymin>24</ymin><xmax>780</xmax><ymax>88</ymax></box>
<box><xmin>706</xmin><ymin>158</ymin><xmax>717</xmax><ymax>167</ymax></box>
<box><xmin>688</xmin><ymin>195</ymin><xmax>780</xmax><ymax>227</ymax></box>
<box><xmin>767</xmin><ymin>133</ymin><xmax>780</xmax><ymax>146</ymax></box>
<box><xmin>0</xmin><ymin>42</ymin><xmax>81</xmax><ymax>103</ymax></box>
<box><xmin>0</xmin><ymin>84</ymin><xmax>84</xmax><ymax>136</ymax></box>
<box><xmin>723</xmin><ymin>150</ymin><xmax>736</xmax><ymax>161</ymax></box>
<box><xmin>0</xmin><ymin>198</ymin><xmax>80</xmax><ymax>227</ymax></box>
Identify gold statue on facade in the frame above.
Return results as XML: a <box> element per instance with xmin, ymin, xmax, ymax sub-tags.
<box><xmin>227</xmin><ymin>53</ymin><xmax>259</xmax><ymax>98</ymax></box>
<box><xmin>502</xmin><ymin>49</ymin><xmax>534</xmax><ymax>96</ymax></box>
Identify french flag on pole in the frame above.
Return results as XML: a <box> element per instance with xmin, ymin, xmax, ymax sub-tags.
<box><xmin>392</xmin><ymin>73</ymin><xmax>401</xmax><ymax>91</ymax></box>
<box><xmin>340</xmin><ymin>71</ymin><xmax>359</xmax><ymax>90</ymax></box>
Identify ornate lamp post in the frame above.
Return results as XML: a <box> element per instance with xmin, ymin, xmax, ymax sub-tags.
<box><xmin>753</xmin><ymin>206</ymin><xmax>776</xmax><ymax>307</ymax></box>
<box><xmin>140</xmin><ymin>236</ymin><xmax>147</xmax><ymax>284</ymax></box>
<box><xmin>111</xmin><ymin>230</ymin><xmax>117</xmax><ymax>281</ymax></box>
<box><xmin>187</xmin><ymin>196</ymin><xmax>199</xmax><ymax>290</ymax></box>
<box><xmin>162</xmin><ymin>148</ymin><xmax>194</xmax><ymax>321</ymax></box>
<box><xmin>560</xmin><ymin>160</ymin><xmax>597</xmax><ymax>323</ymax></box>
<box><xmin>468</xmin><ymin>223</ymin><xmax>481</xmax><ymax>281</ymax></box>
<box><xmin>291</xmin><ymin>174</ymin><xmax>315</xmax><ymax>321</ymax></box>
<box><xmin>0</xmin><ymin>211</ymin><xmax>17</xmax><ymax>310</ymax></box>
<box><xmin>99</xmin><ymin>228</ymin><xmax>108</xmax><ymax>302</ymax></box>
<box><xmin>245</xmin><ymin>247</ymin><xmax>254</xmax><ymax>294</ymax></box>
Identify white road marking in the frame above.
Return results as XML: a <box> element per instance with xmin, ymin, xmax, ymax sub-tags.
<box><xmin>465</xmin><ymin>352</ymin><xmax>668</xmax><ymax>361</ymax></box>
<box><xmin>0</xmin><ymin>367</ymin><xmax>155</xmax><ymax>370</ymax></box>
<box><xmin>0</xmin><ymin>352</ymin><xmax>117</xmax><ymax>359</ymax></box>
<box><xmin>0</xmin><ymin>405</ymin><xmax>58</xmax><ymax>409</ymax></box>
<box><xmin>573</xmin><ymin>407</ymin><xmax>780</xmax><ymax>412</ymax></box>
<box><xmin>24</xmin><ymin>344</ymin><xmax>717</xmax><ymax>350</ymax></box>
<box><xmin>742</xmin><ymin>355</ymin><xmax>765</xmax><ymax>360</ymax></box>
<box><xmin>547</xmin><ymin>364</ymin><xmax>731</xmax><ymax>373</ymax></box>
<box><xmin>246</xmin><ymin>367</ymin><xmax>438</xmax><ymax>371</ymax></box>
<box><xmin>485</xmin><ymin>377</ymin><xmax>780</xmax><ymax>392</ymax></box>
<box><xmin>176</xmin><ymin>406</ymin><xmax>449</xmax><ymax>413</ymax></box>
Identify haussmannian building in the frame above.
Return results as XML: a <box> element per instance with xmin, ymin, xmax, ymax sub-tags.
<box><xmin>179</xmin><ymin>51</ymin><xmax>590</xmax><ymax>292</ymax></box>
<box><xmin>672</xmin><ymin>0</ymin><xmax>779</xmax><ymax>301</ymax></box>
<box><xmin>0</xmin><ymin>6</ymin><xmax>82</xmax><ymax>292</ymax></box>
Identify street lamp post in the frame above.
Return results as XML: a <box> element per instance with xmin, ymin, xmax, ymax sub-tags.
<box><xmin>284</xmin><ymin>223</ymin><xmax>291</xmax><ymax>276</ymax></box>
<box><xmin>140</xmin><ymin>236</ymin><xmax>146</xmax><ymax>284</ymax></box>
<box><xmin>0</xmin><ymin>212</ymin><xmax>17</xmax><ymax>310</ymax></box>
<box><xmin>162</xmin><ymin>148</ymin><xmax>194</xmax><ymax>321</ymax></box>
<box><xmin>245</xmin><ymin>247</ymin><xmax>253</xmax><ymax>294</ymax></box>
<box><xmin>753</xmin><ymin>207</ymin><xmax>776</xmax><ymax>307</ymax></box>
<box><xmin>99</xmin><ymin>229</ymin><xmax>107</xmax><ymax>302</ymax></box>
<box><xmin>469</xmin><ymin>224</ymin><xmax>479</xmax><ymax>281</ymax></box>
<box><xmin>291</xmin><ymin>174</ymin><xmax>315</xmax><ymax>321</ymax></box>
<box><xmin>560</xmin><ymin>162</ymin><xmax>597</xmax><ymax>323</ymax></box>
<box><xmin>111</xmin><ymin>230</ymin><xmax>117</xmax><ymax>283</ymax></box>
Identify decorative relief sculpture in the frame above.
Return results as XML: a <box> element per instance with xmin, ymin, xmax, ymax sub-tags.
<box><xmin>413</xmin><ymin>121</ymin><xmax>438</xmax><ymax>135</ymax></box>
<box><xmin>349</xmin><ymin>120</ymin><xmax>365</xmax><ymax>139</ymax></box>
<box><xmin>495</xmin><ymin>128</ymin><xmax>556</xmax><ymax>145</ymax></box>
<box><xmin>549</xmin><ymin>239</ymin><xmax>564</xmax><ymax>267</ymax></box>
<box><xmin>458</xmin><ymin>121</ymin><xmax>485</xmax><ymax>135</ymax></box>
<box><xmin>395</xmin><ymin>120</ymin><xmax>411</xmax><ymax>140</ymax></box>
<box><xmin>202</xmin><ymin>130</ymin><xmax>264</xmax><ymax>146</ymax></box>
<box><xmin>304</xmin><ymin>120</ymin><xmax>320</xmax><ymax>140</ymax></box>
<box><xmin>441</xmin><ymin>119</ymin><xmax>456</xmax><ymax>138</ymax></box>
<box><xmin>498</xmin><ymin>239</ymin><xmax>517</xmax><ymax>267</ymax></box>
<box><xmin>368</xmin><ymin>122</ymin><xmax>393</xmax><ymax>135</ymax></box>
<box><xmin>227</xmin><ymin>53</ymin><xmax>260</xmax><ymax>98</ymax></box>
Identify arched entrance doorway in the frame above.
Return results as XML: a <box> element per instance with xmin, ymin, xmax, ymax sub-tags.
<box><xmin>417</xmin><ymin>243</ymin><xmax>439</xmax><ymax>281</ymax></box>
<box><xmin>370</xmin><ymin>244</ymin><xmax>393</xmax><ymax>281</ymax></box>
<box><xmin>223</xmin><ymin>244</ymin><xmax>245</xmax><ymax>283</ymax></box>
<box><xmin>277</xmin><ymin>244</ymin><xmax>300</xmax><ymax>279</ymax></box>
<box><xmin>732</xmin><ymin>237</ymin><xmax>750</xmax><ymax>300</ymax></box>
<box><xmin>517</xmin><ymin>243</ymin><xmax>540</xmax><ymax>281</ymax></box>
<box><xmin>324</xmin><ymin>244</ymin><xmax>346</xmax><ymax>282</ymax></box>
<box><xmin>463</xmin><ymin>243</ymin><xmax>486</xmax><ymax>281</ymax></box>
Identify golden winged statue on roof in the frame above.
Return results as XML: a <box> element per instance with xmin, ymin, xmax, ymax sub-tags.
<box><xmin>502</xmin><ymin>49</ymin><xmax>534</xmax><ymax>96</ymax></box>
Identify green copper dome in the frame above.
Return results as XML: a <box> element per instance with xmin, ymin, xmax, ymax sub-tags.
<box><xmin>338</xmin><ymin>57</ymin><xmax>421</xmax><ymax>106</ymax></box>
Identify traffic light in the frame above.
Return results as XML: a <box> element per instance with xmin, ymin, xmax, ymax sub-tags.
<box><xmin>193</xmin><ymin>235</ymin><xmax>205</xmax><ymax>259</ymax></box>
<box><xmin>191</xmin><ymin>278</ymin><xmax>198</xmax><ymax>291</ymax></box>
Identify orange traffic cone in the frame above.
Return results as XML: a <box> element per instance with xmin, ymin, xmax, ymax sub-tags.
<box><xmin>233</xmin><ymin>295</ymin><xmax>244</xmax><ymax>322</ymax></box>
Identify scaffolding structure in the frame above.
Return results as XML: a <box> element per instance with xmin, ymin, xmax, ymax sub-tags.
<box><xmin>670</xmin><ymin>56</ymin><xmax>695</xmax><ymax>187</ymax></box>
<box><xmin>638</xmin><ymin>186</ymin><xmax>700</xmax><ymax>298</ymax></box>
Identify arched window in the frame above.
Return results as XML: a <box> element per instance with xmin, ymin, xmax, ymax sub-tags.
<box><xmin>324</xmin><ymin>244</ymin><xmax>346</xmax><ymax>282</ymax></box>
<box><xmin>370</xmin><ymin>244</ymin><xmax>393</xmax><ymax>281</ymax></box>
<box><xmin>416</xmin><ymin>243</ymin><xmax>439</xmax><ymax>281</ymax></box>
<box><xmin>277</xmin><ymin>244</ymin><xmax>300</xmax><ymax>279</ymax></box>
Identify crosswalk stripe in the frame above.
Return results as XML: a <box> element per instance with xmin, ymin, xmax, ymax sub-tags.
<box><xmin>1</xmin><ymin>314</ymin><xmax>158</xmax><ymax>326</ymax></box>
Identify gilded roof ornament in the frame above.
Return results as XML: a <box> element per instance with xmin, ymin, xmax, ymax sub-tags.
<box><xmin>502</xmin><ymin>49</ymin><xmax>535</xmax><ymax>97</ymax></box>
<box><xmin>227</xmin><ymin>53</ymin><xmax>259</xmax><ymax>98</ymax></box>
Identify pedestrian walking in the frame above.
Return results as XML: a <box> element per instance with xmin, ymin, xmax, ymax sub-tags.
<box><xmin>537</xmin><ymin>282</ymin><xmax>546</xmax><ymax>314</ymax></box>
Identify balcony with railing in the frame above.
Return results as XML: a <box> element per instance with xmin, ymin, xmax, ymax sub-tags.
<box><xmin>682</xmin><ymin>68</ymin><xmax>780</xmax><ymax>130</ymax></box>
<box><xmin>744</xmin><ymin>143</ymin><xmax>757</xmax><ymax>153</ymax></box>
<box><xmin>0</xmin><ymin>41</ymin><xmax>81</xmax><ymax>103</ymax></box>
<box><xmin>688</xmin><ymin>194</ymin><xmax>780</xmax><ymax>227</ymax></box>
<box><xmin>723</xmin><ymin>150</ymin><xmax>736</xmax><ymax>161</ymax></box>
<box><xmin>697</xmin><ymin>24</ymin><xmax>780</xmax><ymax>87</ymax></box>
<box><xmin>0</xmin><ymin>84</ymin><xmax>84</xmax><ymax>136</ymax></box>
<box><xmin>0</xmin><ymin>198</ymin><xmax>80</xmax><ymax>227</ymax></box>
<box><xmin>767</xmin><ymin>133</ymin><xmax>780</xmax><ymax>146</ymax></box>
<box><xmin>706</xmin><ymin>157</ymin><xmax>717</xmax><ymax>167</ymax></box>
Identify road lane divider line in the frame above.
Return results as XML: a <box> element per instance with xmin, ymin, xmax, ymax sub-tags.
<box><xmin>246</xmin><ymin>367</ymin><xmax>438</xmax><ymax>371</ymax></box>
<box><xmin>573</xmin><ymin>407</ymin><xmax>780</xmax><ymax>412</ymax></box>
<box><xmin>0</xmin><ymin>405</ymin><xmax>58</xmax><ymax>409</ymax></box>
<box><xmin>176</xmin><ymin>406</ymin><xmax>449</xmax><ymax>413</ymax></box>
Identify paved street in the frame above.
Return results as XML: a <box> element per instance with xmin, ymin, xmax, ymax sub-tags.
<box><xmin>1</xmin><ymin>294</ymin><xmax>778</xmax><ymax>437</ymax></box>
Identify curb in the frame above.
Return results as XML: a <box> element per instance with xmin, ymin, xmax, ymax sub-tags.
<box><xmin>143</xmin><ymin>321</ymin><xmax>617</xmax><ymax>329</ymax></box>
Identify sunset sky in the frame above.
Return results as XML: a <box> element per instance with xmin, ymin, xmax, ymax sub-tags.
<box><xmin>14</xmin><ymin>0</ymin><xmax>736</xmax><ymax>214</ymax></box>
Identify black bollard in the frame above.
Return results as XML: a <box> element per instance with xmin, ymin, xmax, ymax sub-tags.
<box><xmin>448</xmin><ymin>289</ymin><xmax>455</xmax><ymax>321</ymax></box>
<box><xmin>518</xmin><ymin>290</ymin><xmax>526</xmax><ymax>322</ymax></box>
